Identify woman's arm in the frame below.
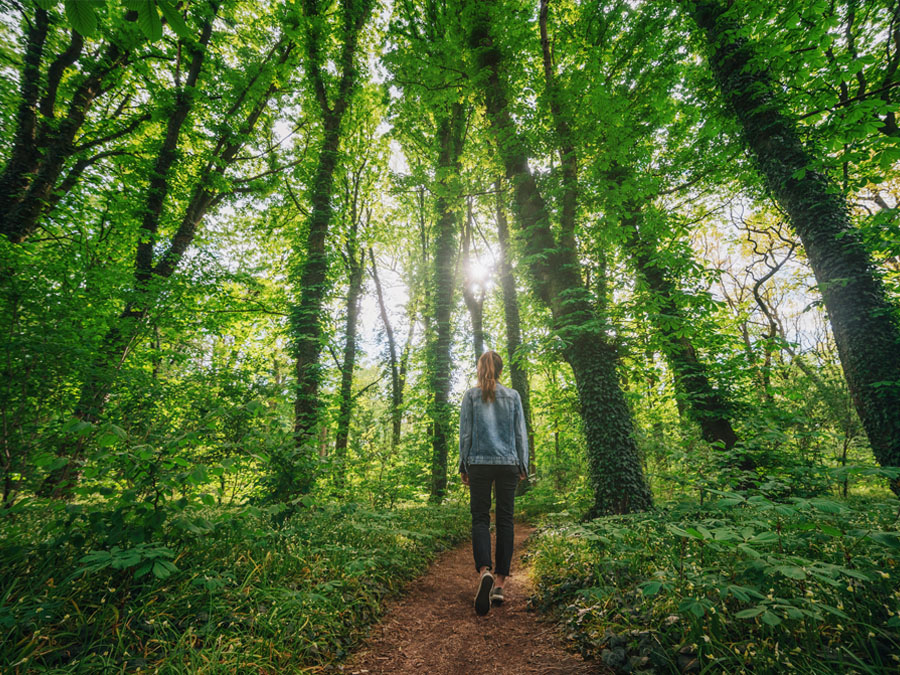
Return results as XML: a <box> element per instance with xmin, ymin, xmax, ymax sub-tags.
<box><xmin>458</xmin><ymin>389</ymin><xmax>473</xmax><ymax>476</ymax></box>
<box><xmin>514</xmin><ymin>390</ymin><xmax>528</xmax><ymax>475</ymax></box>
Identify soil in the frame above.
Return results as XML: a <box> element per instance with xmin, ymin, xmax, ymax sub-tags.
<box><xmin>341</xmin><ymin>523</ymin><xmax>607</xmax><ymax>674</ymax></box>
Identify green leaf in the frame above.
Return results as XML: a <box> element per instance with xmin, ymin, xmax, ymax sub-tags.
<box><xmin>761</xmin><ymin>610</ymin><xmax>782</xmax><ymax>626</ymax></box>
<box><xmin>776</xmin><ymin>565</ymin><xmax>806</xmax><ymax>580</ymax></box>
<box><xmin>65</xmin><ymin>0</ymin><xmax>97</xmax><ymax>36</ymax></box>
<box><xmin>158</xmin><ymin>0</ymin><xmax>191</xmax><ymax>40</ymax></box>
<box><xmin>641</xmin><ymin>581</ymin><xmax>662</xmax><ymax>596</ymax></box>
<box><xmin>136</xmin><ymin>0</ymin><xmax>163</xmax><ymax>41</ymax></box>
<box><xmin>34</xmin><ymin>0</ymin><xmax>58</xmax><ymax>9</ymax></box>
<box><xmin>735</xmin><ymin>606</ymin><xmax>765</xmax><ymax>619</ymax></box>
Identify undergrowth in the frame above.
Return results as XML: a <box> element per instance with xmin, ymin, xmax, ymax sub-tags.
<box><xmin>0</xmin><ymin>500</ymin><xmax>469</xmax><ymax>673</ymax></box>
<box><xmin>528</xmin><ymin>491</ymin><xmax>900</xmax><ymax>674</ymax></box>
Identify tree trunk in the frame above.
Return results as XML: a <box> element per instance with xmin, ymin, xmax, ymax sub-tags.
<box><xmin>426</xmin><ymin>102</ymin><xmax>465</xmax><ymax>503</ymax></box>
<box><xmin>461</xmin><ymin>198</ymin><xmax>485</xmax><ymax>365</ymax></box>
<box><xmin>286</xmin><ymin>0</ymin><xmax>372</xmax><ymax>499</ymax></box>
<box><xmin>622</xmin><ymin>210</ymin><xmax>739</xmax><ymax>452</ymax></box>
<box><xmin>369</xmin><ymin>248</ymin><xmax>403</xmax><ymax>451</ymax></box>
<box><xmin>689</xmin><ymin>0</ymin><xmax>900</xmax><ymax>489</ymax></box>
<box><xmin>495</xmin><ymin>180</ymin><xmax>536</xmax><ymax>493</ymax></box>
<box><xmin>467</xmin><ymin>3</ymin><xmax>652</xmax><ymax>515</ymax></box>
<box><xmin>334</xmin><ymin>236</ymin><xmax>365</xmax><ymax>489</ymax></box>
<box><xmin>0</xmin><ymin>8</ymin><xmax>137</xmax><ymax>243</ymax></box>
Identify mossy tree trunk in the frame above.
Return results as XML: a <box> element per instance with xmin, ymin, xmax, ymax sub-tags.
<box><xmin>426</xmin><ymin>102</ymin><xmax>465</xmax><ymax>503</ymax></box>
<box><xmin>467</xmin><ymin>2</ymin><xmax>652</xmax><ymax>516</ymax></box>
<box><xmin>688</xmin><ymin>0</ymin><xmax>900</xmax><ymax>489</ymax></box>
<box><xmin>622</xmin><ymin>209</ymin><xmax>739</xmax><ymax>453</ymax></box>
<box><xmin>334</xmin><ymin>205</ymin><xmax>367</xmax><ymax>490</ymax></box>
<box><xmin>285</xmin><ymin>0</ymin><xmax>373</xmax><ymax>500</ymax></box>
<box><xmin>495</xmin><ymin>180</ymin><xmax>535</xmax><ymax>493</ymax></box>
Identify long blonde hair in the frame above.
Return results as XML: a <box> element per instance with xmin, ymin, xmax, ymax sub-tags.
<box><xmin>477</xmin><ymin>350</ymin><xmax>503</xmax><ymax>402</ymax></box>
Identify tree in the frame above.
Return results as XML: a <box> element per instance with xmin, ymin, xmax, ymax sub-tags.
<box><xmin>687</xmin><ymin>0</ymin><xmax>900</xmax><ymax>488</ymax></box>
<box><xmin>283</xmin><ymin>0</ymin><xmax>374</xmax><ymax>499</ymax></box>
<box><xmin>465</xmin><ymin>0</ymin><xmax>653</xmax><ymax>515</ymax></box>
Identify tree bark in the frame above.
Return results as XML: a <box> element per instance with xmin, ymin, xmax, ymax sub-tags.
<box><xmin>689</xmin><ymin>0</ymin><xmax>900</xmax><ymax>489</ymax></box>
<box><xmin>461</xmin><ymin>198</ymin><xmax>485</xmax><ymax>365</ymax></box>
<box><xmin>334</xmin><ymin>238</ymin><xmax>365</xmax><ymax>490</ymax></box>
<box><xmin>622</xmin><ymin>210</ymin><xmax>739</xmax><ymax>452</ymax></box>
<box><xmin>495</xmin><ymin>180</ymin><xmax>536</xmax><ymax>492</ymax></box>
<box><xmin>467</xmin><ymin>2</ymin><xmax>652</xmax><ymax>515</ymax></box>
<box><xmin>370</xmin><ymin>247</ymin><xmax>403</xmax><ymax>451</ymax></box>
<box><xmin>287</xmin><ymin>0</ymin><xmax>373</xmax><ymax>498</ymax></box>
<box><xmin>426</xmin><ymin>102</ymin><xmax>465</xmax><ymax>503</ymax></box>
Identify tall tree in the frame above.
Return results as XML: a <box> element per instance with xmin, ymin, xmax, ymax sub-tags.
<box><xmin>41</xmin><ymin>7</ymin><xmax>297</xmax><ymax>495</ymax></box>
<box><xmin>687</xmin><ymin>0</ymin><xmax>900</xmax><ymax>488</ymax></box>
<box><xmin>466</xmin><ymin>0</ymin><xmax>653</xmax><ymax>516</ymax></box>
<box><xmin>495</xmin><ymin>179</ymin><xmax>535</xmax><ymax>490</ymax></box>
<box><xmin>425</xmin><ymin>102</ymin><xmax>466</xmax><ymax>501</ymax></box>
<box><xmin>461</xmin><ymin>197</ymin><xmax>486</xmax><ymax>364</ymax></box>
<box><xmin>334</xmin><ymin>163</ymin><xmax>370</xmax><ymax>488</ymax></box>
<box><xmin>284</xmin><ymin>0</ymin><xmax>374</xmax><ymax>499</ymax></box>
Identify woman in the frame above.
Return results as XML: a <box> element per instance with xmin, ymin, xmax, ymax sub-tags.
<box><xmin>458</xmin><ymin>350</ymin><xmax>529</xmax><ymax>616</ymax></box>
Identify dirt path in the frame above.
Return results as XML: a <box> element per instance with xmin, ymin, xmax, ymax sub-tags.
<box><xmin>342</xmin><ymin>524</ymin><xmax>606</xmax><ymax>674</ymax></box>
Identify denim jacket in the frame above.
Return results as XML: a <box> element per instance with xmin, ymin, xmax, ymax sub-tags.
<box><xmin>458</xmin><ymin>383</ymin><xmax>529</xmax><ymax>474</ymax></box>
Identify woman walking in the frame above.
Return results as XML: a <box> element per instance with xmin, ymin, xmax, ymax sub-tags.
<box><xmin>458</xmin><ymin>350</ymin><xmax>529</xmax><ymax>616</ymax></box>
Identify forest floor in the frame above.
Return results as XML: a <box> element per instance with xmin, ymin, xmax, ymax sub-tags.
<box><xmin>341</xmin><ymin>523</ymin><xmax>606</xmax><ymax>674</ymax></box>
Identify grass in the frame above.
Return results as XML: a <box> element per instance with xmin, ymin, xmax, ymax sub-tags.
<box><xmin>0</xmin><ymin>499</ymin><xmax>470</xmax><ymax>673</ymax></box>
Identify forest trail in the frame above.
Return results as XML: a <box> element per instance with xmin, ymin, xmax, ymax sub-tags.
<box><xmin>342</xmin><ymin>524</ymin><xmax>605</xmax><ymax>674</ymax></box>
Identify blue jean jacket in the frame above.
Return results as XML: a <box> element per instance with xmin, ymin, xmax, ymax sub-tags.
<box><xmin>458</xmin><ymin>383</ymin><xmax>529</xmax><ymax>474</ymax></box>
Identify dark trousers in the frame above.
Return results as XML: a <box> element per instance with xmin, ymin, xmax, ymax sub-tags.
<box><xmin>467</xmin><ymin>464</ymin><xmax>519</xmax><ymax>576</ymax></box>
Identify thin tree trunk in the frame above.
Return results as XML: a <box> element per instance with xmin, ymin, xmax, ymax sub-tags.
<box><xmin>689</xmin><ymin>0</ymin><xmax>900</xmax><ymax>490</ymax></box>
<box><xmin>334</xmin><ymin>212</ymin><xmax>366</xmax><ymax>489</ymax></box>
<box><xmin>369</xmin><ymin>247</ymin><xmax>402</xmax><ymax>451</ymax></box>
<box><xmin>461</xmin><ymin>198</ymin><xmax>485</xmax><ymax>364</ymax></box>
<box><xmin>622</xmin><ymin>210</ymin><xmax>740</xmax><ymax>452</ymax></box>
<box><xmin>426</xmin><ymin>102</ymin><xmax>465</xmax><ymax>503</ymax></box>
<box><xmin>467</xmin><ymin>2</ymin><xmax>652</xmax><ymax>515</ymax></box>
<box><xmin>495</xmin><ymin>180</ymin><xmax>535</xmax><ymax>492</ymax></box>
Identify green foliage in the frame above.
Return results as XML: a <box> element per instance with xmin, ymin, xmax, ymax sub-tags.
<box><xmin>0</xmin><ymin>501</ymin><xmax>469</xmax><ymax>671</ymax></box>
<box><xmin>529</xmin><ymin>492</ymin><xmax>900</xmax><ymax>673</ymax></box>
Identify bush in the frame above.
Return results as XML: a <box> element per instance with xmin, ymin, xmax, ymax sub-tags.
<box><xmin>528</xmin><ymin>492</ymin><xmax>900</xmax><ymax>674</ymax></box>
<box><xmin>0</xmin><ymin>500</ymin><xmax>469</xmax><ymax>672</ymax></box>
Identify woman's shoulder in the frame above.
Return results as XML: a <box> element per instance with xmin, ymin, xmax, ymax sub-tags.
<box><xmin>495</xmin><ymin>383</ymin><xmax>520</xmax><ymax>399</ymax></box>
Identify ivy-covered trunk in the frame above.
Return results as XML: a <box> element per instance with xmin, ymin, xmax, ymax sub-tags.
<box><xmin>0</xmin><ymin>6</ymin><xmax>137</xmax><ymax>244</ymax></box>
<box><xmin>467</xmin><ymin>3</ymin><xmax>652</xmax><ymax>515</ymax></box>
<box><xmin>689</xmin><ymin>0</ymin><xmax>900</xmax><ymax>487</ymax></box>
<box><xmin>622</xmin><ymin>211</ymin><xmax>739</xmax><ymax>452</ymax></box>
<box><xmin>426</xmin><ymin>103</ymin><xmax>465</xmax><ymax>503</ymax></box>
<box><xmin>285</xmin><ymin>0</ymin><xmax>372</xmax><ymax>500</ymax></box>
<box><xmin>495</xmin><ymin>182</ymin><xmax>535</xmax><ymax>492</ymax></box>
<box><xmin>334</xmin><ymin>241</ymin><xmax>365</xmax><ymax>489</ymax></box>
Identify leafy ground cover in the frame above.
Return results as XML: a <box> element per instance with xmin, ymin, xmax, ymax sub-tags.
<box><xmin>0</xmin><ymin>501</ymin><xmax>469</xmax><ymax>672</ymax></box>
<box><xmin>527</xmin><ymin>490</ymin><xmax>900</xmax><ymax>674</ymax></box>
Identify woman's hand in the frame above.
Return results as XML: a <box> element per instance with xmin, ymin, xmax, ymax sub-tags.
<box><xmin>519</xmin><ymin>472</ymin><xmax>527</xmax><ymax>481</ymax></box>
<box><xmin>461</xmin><ymin>472</ymin><xmax>469</xmax><ymax>486</ymax></box>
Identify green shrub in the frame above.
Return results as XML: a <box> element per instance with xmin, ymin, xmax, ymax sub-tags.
<box><xmin>0</xmin><ymin>501</ymin><xmax>469</xmax><ymax>672</ymax></box>
<box><xmin>528</xmin><ymin>492</ymin><xmax>900</xmax><ymax>674</ymax></box>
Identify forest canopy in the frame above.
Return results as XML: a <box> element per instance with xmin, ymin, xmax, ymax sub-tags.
<box><xmin>1</xmin><ymin>0</ymin><xmax>899</xmax><ymax>672</ymax></box>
